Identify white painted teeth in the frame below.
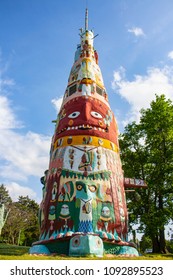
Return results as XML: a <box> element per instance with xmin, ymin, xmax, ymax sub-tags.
<box><xmin>59</xmin><ymin>125</ymin><xmax>106</xmax><ymax>133</ymax></box>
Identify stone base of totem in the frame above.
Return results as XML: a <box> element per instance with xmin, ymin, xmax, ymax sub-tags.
<box><xmin>29</xmin><ymin>234</ymin><xmax>139</xmax><ymax>257</ymax></box>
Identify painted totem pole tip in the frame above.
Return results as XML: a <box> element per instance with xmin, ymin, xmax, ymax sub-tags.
<box><xmin>85</xmin><ymin>8</ymin><xmax>88</xmax><ymax>30</ymax></box>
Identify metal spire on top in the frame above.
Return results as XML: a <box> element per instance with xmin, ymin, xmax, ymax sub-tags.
<box><xmin>85</xmin><ymin>8</ymin><xmax>88</xmax><ymax>30</ymax></box>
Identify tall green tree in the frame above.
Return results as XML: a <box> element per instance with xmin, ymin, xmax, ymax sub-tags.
<box><xmin>0</xmin><ymin>184</ymin><xmax>12</xmax><ymax>205</ymax></box>
<box><xmin>120</xmin><ymin>94</ymin><xmax>173</xmax><ymax>253</ymax></box>
<box><xmin>16</xmin><ymin>196</ymin><xmax>40</xmax><ymax>245</ymax></box>
<box><xmin>140</xmin><ymin>95</ymin><xmax>173</xmax><ymax>253</ymax></box>
<box><xmin>2</xmin><ymin>195</ymin><xmax>39</xmax><ymax>245</ymax></box>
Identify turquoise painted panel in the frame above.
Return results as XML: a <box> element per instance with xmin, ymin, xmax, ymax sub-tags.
<box><xmin>69</xmin><ymin>235</ymin><xmax>103</xmax><ymax>257</ymax></box>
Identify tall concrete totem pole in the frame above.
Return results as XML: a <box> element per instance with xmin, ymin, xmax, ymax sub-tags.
<box><xmin>30</xmin><ymin>10</ymin><xmax>145</xmax><ymax>257</ymax></box>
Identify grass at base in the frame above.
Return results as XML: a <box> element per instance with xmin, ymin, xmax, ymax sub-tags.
<box><xmin>0</xmin><ymin>243</ymin><xmax>173</xmax><ymax>260</ymax></box>
<box><xmin>0</xmin><ymin>243</ymin><xmax>29</xmax><ymax>256</ymax></box>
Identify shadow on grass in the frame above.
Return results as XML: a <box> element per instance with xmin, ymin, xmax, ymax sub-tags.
<box><xmin>142</xmin><ymin>253</ymin><xmax>173</xmax><ymax>260</ymax></box>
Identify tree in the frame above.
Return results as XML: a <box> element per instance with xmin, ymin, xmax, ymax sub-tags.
<box><xmin>0</xmin><ymin>184</ymin><xmax>12</xmax><ymax>205</ymax></box>
<box><xmin>119</xmin><ymin>123</ymin><xmax>151</xmax><ymax>235</ymax></box>
<box><xmin>2</xmin><ymin>195</ymin><xmax>39</xmax><ymax>246</ymax></box>
<box><xmin>140</xmin><ymin>95</ymin><xmax>173</xmax><ymax>253</ymax></box>
<box><xmin>119</xmin><ymin>94</ymin><xmax>173</xmax><ymax>253</ymax></box>
<box><xmin>140</xmin><ymin>235</ymin><xmax>152</xmax><ymax>253</ymax></box>
<box><xmin>16</xmin><ymin>196</ymin><xmax>40</xmax><ymax>245</ymax></box>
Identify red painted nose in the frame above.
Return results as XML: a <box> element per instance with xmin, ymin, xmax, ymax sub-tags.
<box><xmin>82</xmin><ymin>101</ymin><xmax>91</xmax><ymax>121</ymax></box>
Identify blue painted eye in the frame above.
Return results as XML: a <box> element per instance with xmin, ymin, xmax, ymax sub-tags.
<box><xmin>91</xmin><ymin>111</ymin><xmax>102</xmax><ymax>119</ymax></box>
<box><xmin>68</xmin><ymin>111</ymin><xmax>80</xmax><ymax>118</ymax></box>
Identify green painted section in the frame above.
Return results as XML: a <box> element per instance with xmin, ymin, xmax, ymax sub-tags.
<box><xmin>104</xmin><ymin>242</ymin><xmax>139</xmax><ymax>256</ymax></box>
<box><xmin>46</xmin><ymin>239</ymin><xmax>70</xmax><ymax>255</ymax></box>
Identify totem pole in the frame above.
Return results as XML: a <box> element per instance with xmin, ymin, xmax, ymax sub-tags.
<box><xmin>30</xmin><ymin>9</ymin><xmax>146</xmax><ymax>257</ymax></box>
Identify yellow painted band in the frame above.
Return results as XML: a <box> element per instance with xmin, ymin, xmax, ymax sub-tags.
<box><xmin>54</xmin><ymin>135</ymin><xmax>119</xmax><ymax>152</ymax></box>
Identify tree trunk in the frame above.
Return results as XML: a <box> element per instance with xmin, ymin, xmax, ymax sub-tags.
<box><xmin>12</xmin><ymin>236</ymin><xmax>15</xmax><ymax>245</ymax></box>
<box><xmin>158</xmin><ymin>194</ymin><xmax>168</xmax><ymax>253</ymax></box>
<box><xmin>18</xmin><ymin>229</ymin><xmax>21</xmax><ymax>246</ymax></box>
<box><xmin>152</xmin><ymin>234</ymin><xmax>160</xmax><ymax>253</ymax></box>
<box><xmin>132</xmin><ymin>229</ymin><xmax>136</xmax><ymax>243</ymax></box>
<box><xmin>159</xmin><ymin>228</ymin><xmax>168</xmax><ymax>253</ymax></box>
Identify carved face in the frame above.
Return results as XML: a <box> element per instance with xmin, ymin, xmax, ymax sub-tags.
<box><xmin>60</xmin><ymin>204</ymin><xmax>70</xmax><ymax>216</ymax></box>
<box><xmin>55</xmin><ymin>97</ymin><xmax>118</xmax><ymax>144</ymax></box>
<box><xmin>76</xmin><ymin>180</ymin><xmax>99</xmax><ymax>200</ymax></box>
<box><xmin>49</xmin><ymin>205</ymin><xmax>55</xmax><ymax>216</ymax></box>
<box><xmin>101</xmin><ymin>206</ymin><xmax>110</xmax><ymax>218</ymax></box>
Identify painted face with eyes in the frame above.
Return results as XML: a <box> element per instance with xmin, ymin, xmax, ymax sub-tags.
<box><xmin>60</xmin><ymin>204</ymin><xmax>70</xmax><ymax>216</ymax></box>
<box><xmin>55</xmin><ymin>97</ymin><xmax>118</xmax><ymax>143</ymax></box>
<box><xmin>101</xmin><ymin>206</ymin><xmax>111</xmax><ymax>218</ymax></box>
<box><xmin>76</xmin><ymin>180</ymin><xmax>98</xmax><ymax>200</ymax></box>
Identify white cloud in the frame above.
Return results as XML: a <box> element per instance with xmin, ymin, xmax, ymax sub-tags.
<box><xmin>0</xmin><ymin>95</ymin><xmax>22</xmax><ymax>129</ymax></box>
<box><xmin>112</xmin><ymin>65</ymin><xmax>173</xmax><ymax>124</ymax></box>
<box><xmin>51</xmin><ymin>96</ymin><xmax>63</xmax><ymax>113</ymax></box>
<box><xmin>128</xmin><ymin>27</ymin><xmax>145</xmax><ymax>37</ymax></box>
<box><xmin>168</xmin><ymin>50</ymin><xmax>173</xmax><ymax>60</ymax></box>
<box><xmin>0</xmin><ymin>55</ymin><xmax>52</xmax><ymax>203</ymax></box>
<box><xmin>0</xmin><ymin>78</ymin><xmax>15</xmax><ymax>87</ymax></box>
<box><xmin>0</xmin><ymin>95</ymin><xmax>50</xmax><ymax>202</ymax></box>
<box><xmin>0</xmin><ymin>62</ymin><xmax>22</xmax><ymax>129</ymax></box>
<box><xmin>5</xmin><ymin>182</ymin><xmax>37</xmax><ymax>202</ymax></box>
<box><xmin>112</xmin><ymin>67</ymin><xmax>125</xmax><ymax>82</ymax></box>
<box><xmin>0</xmin><ymin>129</ymin><xmax>51</xmax><ymax>181</ymax></box>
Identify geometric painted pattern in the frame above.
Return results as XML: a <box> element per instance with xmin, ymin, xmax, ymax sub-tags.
<box><xmin>78</xmin><ymin>220</ymin><xmax>93</xmax><ymax>233</ymax></box>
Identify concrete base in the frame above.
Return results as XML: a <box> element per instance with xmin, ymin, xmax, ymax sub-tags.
<box><xmin>69</xmin><ymin>235</ymin><xmax>103</xmax><ymax>257</ymax></box>
<box><xmin>29</xmin><ymin>234</ymin><xmax>139</xmax><ymax>257</ymax></box>
<box><xmin>29</xmin><ymin>244</ymin><xmax>51</xmax><ymax>255</ymax></box>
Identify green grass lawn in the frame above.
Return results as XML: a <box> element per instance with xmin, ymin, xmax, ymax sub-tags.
<box><xmin>0</xmin><ymin>243</ymin><xmax>173</xmax><ymax>260</ymax></box>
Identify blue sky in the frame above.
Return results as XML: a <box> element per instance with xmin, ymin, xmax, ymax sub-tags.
<box><xmin>0</xmin><ymin>0</ymin><xmax>173</xmax><ymax>205</ymax></box>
